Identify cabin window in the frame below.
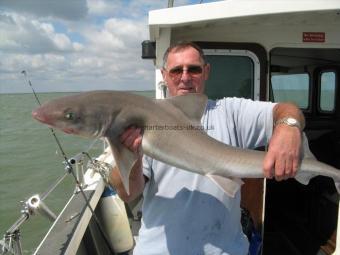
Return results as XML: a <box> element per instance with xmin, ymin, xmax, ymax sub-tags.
<box><xmin>203</xmin><ymin>50</ymin><xmax>258</xmax><ymax>100</ymax></box>
<box><xmin>319</xmin><ymin>71</ymin><xmax>336</xmax><ymax>112</ymax></box>
<box><xmin>271</xmin><ymin>73</ymin><xmax>310</xmax><ymax>109</ymax></box>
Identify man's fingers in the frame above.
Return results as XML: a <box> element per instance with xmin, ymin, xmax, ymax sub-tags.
<box><xmin>274</xmin><ymin>158</ymin><xmax>285</xmax><ymax>181</ymax></box>
<box><xmin>263</xmin><ymin>153</ymin><xmax>275</xmax><ymax>179</ymax></box>
<box><xmin>132</xmin><ymin>135</ymin><xmax>143</xmax><ymax>154</ymax></box>
<box><xmin>263</xmin><ymin>152</ymin><xmax>297</xmax><ymax>181</ymax></box>
<box><xmin>284</xmin><ymin>155</ymin><xmax>293</xmax><ymax>180</ymax></box>
<box><xmin>124</xmin><ymin>128</ymin><xmax>140</xmax><ymax>147</ymax></box>
<box><xmin>290</xmin><ymin>157</ymin><xmax>300</xmax><ymax>178</ymax></box>
<box><xmin>120</xmin><ymin>126</ymin><xmax>137</xmax><ymax>143</ymax></box>
<box><xmin>120</xmin><ymin>127</ymin><xmax>142</xmax><ymax>153</ymax></box>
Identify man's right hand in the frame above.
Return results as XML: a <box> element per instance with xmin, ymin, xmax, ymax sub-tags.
<box><xmin>109</xmin><ymin>126</ymin><xmax>145</xmax><ymax>202</ymax></box>
<box><xmin>119</xmin><ymin>126</ymin><xmax>143</xmax><ymax>154</ymax></box>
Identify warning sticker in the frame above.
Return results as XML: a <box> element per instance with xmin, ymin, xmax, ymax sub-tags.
<box><xmin>303</xmin><ymin>32</ymin><xmax>325</xmax><ymax>43</ymax></box>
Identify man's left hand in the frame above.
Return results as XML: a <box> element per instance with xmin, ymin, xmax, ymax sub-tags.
<box><xmin>263</xmin><ymin>125</ymin><xmax>302</xmax><ymax>181</ymax></box>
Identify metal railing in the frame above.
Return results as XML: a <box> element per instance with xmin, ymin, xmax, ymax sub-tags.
<box><xmin>0</xmin><ymin>140</ymin><xmax>107</xmax><ymax>255</ymax></box>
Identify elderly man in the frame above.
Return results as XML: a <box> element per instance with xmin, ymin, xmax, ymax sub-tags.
<box><xmin>110</xmin><ymin>42</ymin><xmax>304</xmax><ymax>255</ymax></box>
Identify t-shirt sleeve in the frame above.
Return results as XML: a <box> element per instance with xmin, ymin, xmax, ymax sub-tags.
<box><xmin>224</xmin><ymin>98</ymin><xmax>276</xmax><ymax>148</ymax></box>
<box><xmin>142</xmin><ymin>155</ymin><xmax>153</xmax><ymax>179</ymax></box>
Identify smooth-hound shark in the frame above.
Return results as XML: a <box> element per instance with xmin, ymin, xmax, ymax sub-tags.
<box><xmin>32</xmin><ymin>91</ymin><xmax>340</xmax><ymax>197</ymax></box>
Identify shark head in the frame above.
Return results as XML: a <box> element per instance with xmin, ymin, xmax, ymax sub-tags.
<box><xmin>32</xmin><ymin>93</ymin><xmax>111</xmax><ymax>138</ymax></box>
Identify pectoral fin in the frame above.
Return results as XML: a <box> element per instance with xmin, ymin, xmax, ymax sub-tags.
<box><xmin>108</xmin><ymin>138</ymin><xmax>138</xmax><ymax>195</ymax></box>
<box><xmin>207</xmin><ymin>175</ymin><xmax>244</xmax><ymax>197</ymax></box>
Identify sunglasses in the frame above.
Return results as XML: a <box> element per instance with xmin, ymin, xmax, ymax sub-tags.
<box><xmin>167</xmin><ymin>65</ymin><xmax>204</xmax><ymax>80</ymax></box>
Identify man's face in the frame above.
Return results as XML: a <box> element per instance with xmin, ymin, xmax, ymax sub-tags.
<box><xmin>162</xmin><ymin>47</ymin><xmax>210</xmax><ymax>96</ymax></box>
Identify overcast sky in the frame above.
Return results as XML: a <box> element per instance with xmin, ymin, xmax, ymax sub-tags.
<box><xmin>0</xmin><ymin>0</ymin><xmax>220</xmax><ymax>93</ymax></box>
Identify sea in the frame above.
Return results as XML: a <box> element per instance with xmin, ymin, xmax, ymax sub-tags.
<box><xmin>0</xmin><ymin>91</ymin><xmax>154</xmax><ymax>254</ymax></box>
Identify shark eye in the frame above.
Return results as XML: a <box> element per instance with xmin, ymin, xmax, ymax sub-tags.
<box><xmin>65</xmin><ymin>112</ymin><xmax>75</xmax><ymax>120</ymax></box>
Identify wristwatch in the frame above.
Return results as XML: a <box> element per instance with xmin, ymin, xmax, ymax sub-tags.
<box><xmin>275</xmin><ymin>117</ymin><xmax>302</xmax><ymax>130</ymax></box>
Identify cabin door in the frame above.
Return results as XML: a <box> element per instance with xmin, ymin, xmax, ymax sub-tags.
<box><xmin>264</xmin><ymin>47</ymin><xmax>340</xmax><ymax>255</ymax></box>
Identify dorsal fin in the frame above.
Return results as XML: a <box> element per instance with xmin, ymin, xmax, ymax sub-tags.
<box><xmin>156</xmin><ymin>93</ymin><xmax>208</xmax><ymax>123</ymax></box>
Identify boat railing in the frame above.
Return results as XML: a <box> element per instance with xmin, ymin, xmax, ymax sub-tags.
<box><xmin>0</xmin><ymin>139</ymin><xmax>108</xmax><ymax>255</ymax></box>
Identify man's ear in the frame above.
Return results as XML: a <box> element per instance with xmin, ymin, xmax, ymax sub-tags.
<box><xmin>161</xmin><ymin>68</ymin><xmax>166</xmax><ymax>80</ymax></box>
<box><xmin>204</xmin><ymin>63</ymin><xmax>211</xmax><ymax>81</ymax></box>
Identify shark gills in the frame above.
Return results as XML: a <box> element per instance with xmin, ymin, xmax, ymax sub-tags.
<box><xmin>32</xmin><ymin>91</ymin><xmax>340</xmax><ymax>197</ymax></box>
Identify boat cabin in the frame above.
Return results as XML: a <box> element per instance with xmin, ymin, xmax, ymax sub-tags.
<box><xmin>20</xmin><ymin>1</ymin><xmax>339</xmax><ymax>255</ymax></box>
<box><xmin>143</xmin><ymin>1</ymin><xmax>340</xmax><ymax>254</ymax></box>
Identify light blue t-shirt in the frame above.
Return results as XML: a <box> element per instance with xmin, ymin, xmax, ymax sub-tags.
<box><xmin>134</xmin><ymin>98</ymin><xmax>275</xmax><ymax>255</ymax></box>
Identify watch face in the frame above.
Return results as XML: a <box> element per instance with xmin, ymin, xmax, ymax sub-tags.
<box><xmin>287</xmin><ymin>118</ymin><xmax>297</xmax><ymax>125</ymax></box>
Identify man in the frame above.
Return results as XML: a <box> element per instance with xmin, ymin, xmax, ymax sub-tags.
<box><xmin>110</xmin><ymin>42</ymin><xmax>304</xmax><ymax>254</ymax></box>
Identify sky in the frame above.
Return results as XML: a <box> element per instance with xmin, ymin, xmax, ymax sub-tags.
<box><xmin>0</xmin><ymin>0</ymin><xmax>221</xmax><ymax>93</ymax></box>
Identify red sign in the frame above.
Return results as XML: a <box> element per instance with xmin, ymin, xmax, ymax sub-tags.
<box><xmin>303</xmin><ymin>32</ymin><xmax>325</xmax><ymax>43</ymax></box>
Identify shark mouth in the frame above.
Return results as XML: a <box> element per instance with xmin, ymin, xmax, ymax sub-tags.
<box><xmin>62</xmin><ymin>127</ymin><xmax>77</xmax><ymax>134</ymax></box>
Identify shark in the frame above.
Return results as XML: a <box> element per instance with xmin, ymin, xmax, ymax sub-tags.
<box><xmin>31</xmin><ymin>90</ymin><xmax>340</xmax><ymax>197</ymax></box>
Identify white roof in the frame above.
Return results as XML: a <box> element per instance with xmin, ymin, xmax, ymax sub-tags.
<box><xmin>149</xmin><ymin>0</ymin><xmax>340</xmax><ymax>39</ymax></box>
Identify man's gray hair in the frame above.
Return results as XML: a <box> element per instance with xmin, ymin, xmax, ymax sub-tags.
<box><xmin>162</xmin><ymin>41</ymin><xmax>207</xmax><ymax>68</ymax></box>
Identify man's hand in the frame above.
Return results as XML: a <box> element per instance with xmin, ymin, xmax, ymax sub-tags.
<box><xmin>119</xmin><ymin>126</ymin><xmax>143</xmax><ymax>153</ymax></box>
<box><xmin>109</xmin><ymin>126</ymin><xmax>145</xmax><ymax>202</ymax></box>
<box><xmin>263</xmin><ymin>125</ymin><xmax>302</xmax><ymax>181</ymax></box>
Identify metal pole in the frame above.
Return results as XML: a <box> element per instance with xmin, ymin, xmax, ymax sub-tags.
<box><xmin>168</xmin><ymin>0</ymin><xmax>174</xmax><ymax>8</ymax></box>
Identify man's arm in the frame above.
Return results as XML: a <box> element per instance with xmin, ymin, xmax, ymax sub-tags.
<box><xmin>263</xmin><ymin>102</ymin><xmax>305</xmax><ymax>181</ymax></box>
<box><xmin>109</xmin><ymin>127</ymin><xmax>146</xmax><ymax>202</ymax></box>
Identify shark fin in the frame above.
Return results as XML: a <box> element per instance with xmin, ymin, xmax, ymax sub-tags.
<box><xmin>335</xmin><ymin>182</ymin><xmax>340</xmax><ymax>194</ymax></box>
<box><xmin>207</xmin><ymin>175</ymin><xmax>243</xmax><ymax>197</ymax></box>
<box><xmin>302</xmin><ymin>132</ymin><xmax>316</xmax><ymax>159</ymax></box>
<box><xmin>296</xmin><ymin>171</ymin><xmax>340</xmax><ymax>194</ymax></box>
<box><xmin>294</xmin><ymin>172</ymin><xmax>316</xmax><ymax>186</ymax></box>
<box><xmin>157</xmin><ymin>93</ymin><xmax>208</xmax><ymax>123</ymax></box>
<box><xmin>298</xmin><ymin>133</ymin><xmax>340</xmax><ymax>194</ymax></box>
<box><xmin>108</xmin><ymin>138</ymin><xmax>138</xmax><ymax>195</ymax></box>
<box><xmin>293</xmin><ymin>133</ymin><xmax>317</xmax><ymax>186</ymax></box>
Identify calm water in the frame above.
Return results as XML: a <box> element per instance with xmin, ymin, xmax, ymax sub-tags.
<box><xmin>0</xmin><ymin>91</ymin><xmax>154</xmax><ymax>254</ymax></box>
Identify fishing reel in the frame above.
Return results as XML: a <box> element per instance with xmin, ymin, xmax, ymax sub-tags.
<box><xmin>0</xmin><ymin>195</ymin><xmax>56</xmax><ymax>255</ymax></box>
<box><xmin>23</xmin><ymin>195</ymin><xmax>56</xmax><ymax>222</ymax></box>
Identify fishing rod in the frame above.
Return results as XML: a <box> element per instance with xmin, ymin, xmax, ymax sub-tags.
<box><xmin>21</xmin><ymin>71</ymin><xmax>116</xmax><ymax>255</ymax></box>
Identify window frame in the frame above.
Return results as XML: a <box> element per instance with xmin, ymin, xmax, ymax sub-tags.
<box><xmin>318</xmin><ymin>69</ymin><xmax>337</xmax><ymax>114</ymax></box>
<box><xmin>270</xmin><ymin>72</ymin><xmax>311</xmax><ymax>110</ymax></box>
<box><xmin>203</xmin><ymin>49</ymin><xmax>260</xmax><ymax>100</ymax></box>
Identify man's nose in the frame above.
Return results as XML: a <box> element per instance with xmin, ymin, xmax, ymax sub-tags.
<box><xmin>180</xmin><ymin>70</ymin><xmax>192</xmax><ymax>82</ymax></box>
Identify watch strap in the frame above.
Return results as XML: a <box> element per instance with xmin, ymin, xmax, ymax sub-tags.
<box><xmin>275</xmin><ymin>117</ymin><xmax>302</xmax><ymax>130</ymax></box>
